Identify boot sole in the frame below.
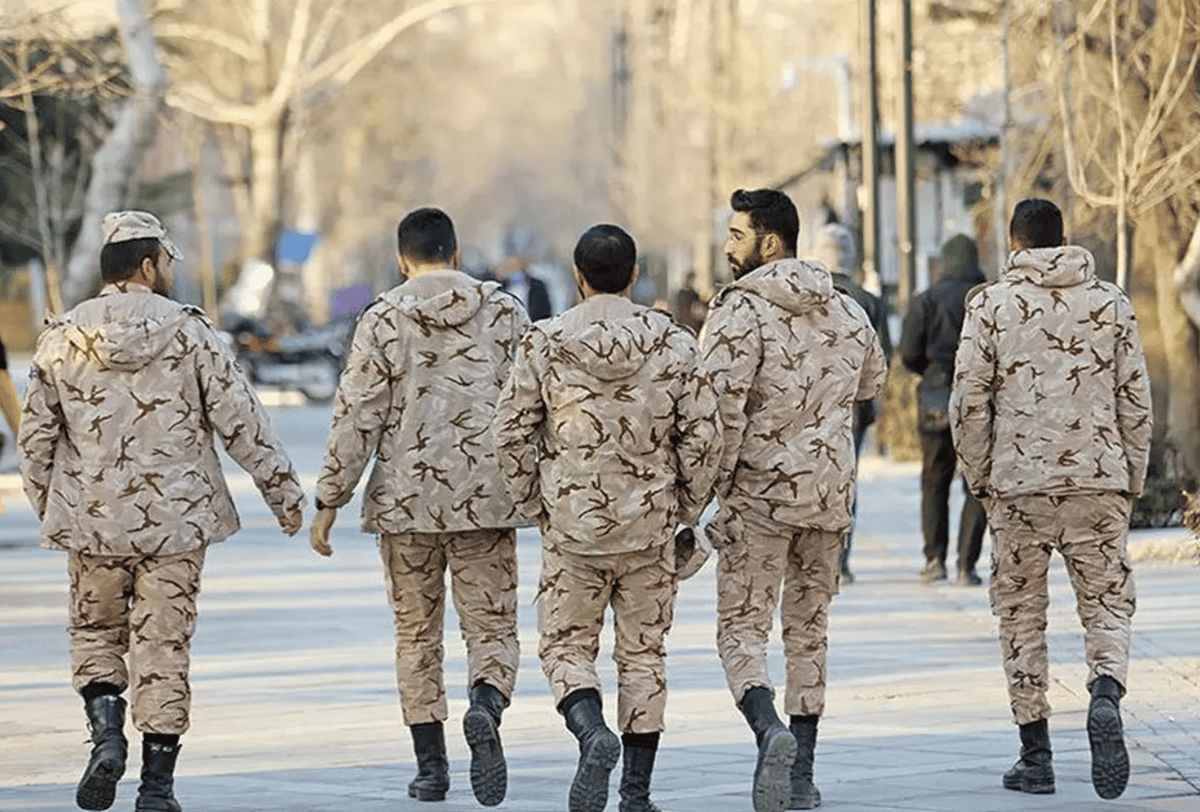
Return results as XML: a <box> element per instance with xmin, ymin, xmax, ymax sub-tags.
<box><xmin>77</xmin><ymin>756</ymin><xmax>125</xmax><ymax>810</ymax></box>
<box><xmin>754</xmin><ymin>729</ymin><xmax>797</xmax><ymax>812</ymax></box>
<box><xmin>1002</xmin><ymin>772</ymin><xmax>1055</xmax><ymax>794</ymax></box>
<box><xmin>786</xmin><ymin>782</ymin><xmax>821</xmax><ymax>809</ymax></box>
<box><xmin>568</xmin><ymin>728</ymin><xmax>620</xmax><ymax>812</ymax></box>
<box><xmin>407</xmin><ymin>785</ymin><xmax>448</xmax><ymax>802</ymax></box>
<box><xmin>464</xmin><ymin>709</ymin><xmax>507</xmax><ymax>806</ymax></box>
<box><xmin>1089</xmin><ymin>701</ymin><xmax>1129</xmax><ymax>799</ymax></box>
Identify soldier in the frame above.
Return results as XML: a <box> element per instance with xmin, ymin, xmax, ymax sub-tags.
<box><xmin>309</xmin><ymin>207</ymin><xmax>529</xmax><ymax>806</ymax></box>
<box><xmin>703</xmin><ymin>189</ymin><xmax>886</xmax><ymax>812</ymax></box>
<box><xmin>951</xmin><ymin>198</ymin><xmax>1151</xmax><ymax>800</ymax></box>
<box><xmin>493</xmin><ymin>224</ymin><xmax>721</xmax><ymax>812</ymax></box>
<box><xmin>18</xmin><ymin>211</ymin><xmax>304</xmax><ymax>812</ymax></box>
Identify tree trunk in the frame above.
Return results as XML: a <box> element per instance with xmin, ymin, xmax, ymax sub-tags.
<box><xmin>1151</xmin><ymin>204</ymin><xmax>1200</xmax><ymax>495</ymax></box>
<box><xmin>62</xmin><ymin>0</ymin><xmax>166</xmax><ymax>308</ymax></box>
<box><xmin>244</xmin><ymin>116</ymin><xmax>285</xmax><ymax>264</ymax></box>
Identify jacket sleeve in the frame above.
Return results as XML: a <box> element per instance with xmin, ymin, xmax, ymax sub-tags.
<box><xmin>674</xmin><ymin>342</ymin><xmax>723</xmax><ymax>523</ymax></box>
<box><xmin>949</xmin><ymin>295</ymin><xmax>995</xmax><ymax>494</ymax></box>
<box><xmin>194</xmin><ymin>321</ymin><xmax>305</xmax><ymax>518</ymax></box>
<box><xmin>315</xmin><ymin>305</ymin><xmax>395</xmax><ymax>508</ymax></box>
<box><xmin>700</xmin><ymin>291</ymin><xmax>763</xmax><ymax>499</ymax></box>
<box><xmin>898</xmin><ymin>295</ymin><xmax>929</xmax><ymax>375</ymax></box>
<box><xmin>17</xmin><ymin>359</ymin><xmax>60</xmax><ymax>519</ymax></box>
<box><xmin>1113</xmin><ymin>293</ymin><xmax>1152</xmax><ymax>497</ymax></box>
<box><xmin>492</xmin><ymin>327</ymin><xmax>546</xmax><ymax>518</ymax></box>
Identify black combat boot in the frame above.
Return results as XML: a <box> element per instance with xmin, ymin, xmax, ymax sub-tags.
<box><xmin>134</xmin><ymin>740</ymin><xmax>182</xmax><ymax>812</ymax></box>
<box><xmin>408</xmin><ymin>721</ymin><xmax>450</xmax><ymax>801</ymax></box>
<box><xmin>77</xmin><ymin>694</ymin><xmax>128</xmax><ymax>810</ymax></box>
<box><xmin>787</xmin><ymin>715</ymin><xmax>821</xmax><ymax>809</ymax></box>
<box><xmin>618</xmin><ymin>731</ymin><xmax>661</xmax><ymax>812</ymax></box>
<box><xmin>561</xmin><ymin>688</ymin><xmax>621</xmax><ymax>812</ymax></box>
<box><xmin>1002</xmin><ymin>718</ymin><xmax>1055</xmax><ymax>794</ymax></box>
<box><xmin>738</xmin><ymin>687</ymin><xmax>797</xmax><ymax>812</ymax></box>
<box><xmin>1088</xmin><ymin>675</ymin><xmax>1129</xmax><ymax>799</ymax></box>
<box><xmin>463</xmin><ymin>681</ymin><xmax>508</xmax><ymax>806</ymax></box>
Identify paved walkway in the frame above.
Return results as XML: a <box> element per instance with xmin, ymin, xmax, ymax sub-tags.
<box><xmin>1</xmin><ymin>402</ymin><xmax>1198</xmax><ymax>811</ymax></box>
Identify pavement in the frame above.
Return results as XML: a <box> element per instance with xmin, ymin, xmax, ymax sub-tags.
<box><xmin>1</xmin><ymin>400</ymin><xmax>1199</xmax><ymax>812</ymax></box>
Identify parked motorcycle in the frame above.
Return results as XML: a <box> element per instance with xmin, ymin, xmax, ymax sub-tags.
<box><xmin>222</xmin><ymin>316</ymin><xmax>351</xmax><ymax>404</ymax></box>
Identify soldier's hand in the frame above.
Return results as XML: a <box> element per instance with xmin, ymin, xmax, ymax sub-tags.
<box><xmin>279</xmin><ymin>503</ymin><xmax>303</xmax><ymax>536</ymax></box>
<box><xmin>310</xmin><ymin>506</ymin><xmax>337</xmax><ymax>557</ymax></box>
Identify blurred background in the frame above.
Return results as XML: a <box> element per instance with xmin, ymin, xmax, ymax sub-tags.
<box><xmin>1</xmin><ymin>0</ymin><xmax>1198</xmax><ymax>528</ymax></box>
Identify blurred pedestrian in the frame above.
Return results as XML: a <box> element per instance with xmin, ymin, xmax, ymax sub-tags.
<box><xmin>703</xmin><ymin>189</ymin><xmax>886</xmax><ymax>811</ymax></box>
<box><xmin>951</xmin><ymin>198</ymin><xmax>1151</xmax><ymax>800</ymax></box>
<box><xmin>809</xmin><ymin>222</ymin><xmax>892</xmax><ymax>584</ymax></box>
<box><xmin>899</xmin><ymin>234</ymin><xmax>988</xmax><ymax>585</ymax></box>
<box><xmin>493</xmin><ymin>224</ymin><xmax>721</xmax><ymax>812</ymax></box>
<box><xmin>495</xmin><ymin>255</ymin><xmax>553</xmax><ymax>321</ymax></box>
<box><xmin>672</xmin><ymin>270</ymin><xmax>708</xmax><ymax>334</ymax></box>
<box><xmin>310</xmin><ymin>207</ymin><xmax>529</xmax><ymax>806</ymax></box>
<box><xmin>18</xmin><ymin>211</ymin><xmax>304</xmax><ymax>812</ymax></box>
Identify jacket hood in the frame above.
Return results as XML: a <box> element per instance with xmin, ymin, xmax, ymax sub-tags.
<box><xmin>1005</xmin><ymin>245</ymin><xmax>1095</xmax><ymax>288</ymax></box>
<box><xmin>938</xmin><ymin>234</ymin><xmax>985</xmax><ymax>284</ymax></box>
<box><xmin>55</xmin><ymin>285</ymin><xmax>190</xmax><ymax>371</ymax></box>
<box><xmin>727</xmin><ymin>258</ymin><xmax>833</xmax><ymax>316</ymax></box>
<box><xmin>390</xmin><ymin>270</ymin><xmax>492</xmax><ymax>328</ymax></box>
<box><xmin>553</xmin><ymin>295</ymin><xmax>670</xmax><ymax>382</ymax></box>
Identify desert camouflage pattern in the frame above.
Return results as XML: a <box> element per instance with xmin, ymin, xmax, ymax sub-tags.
<box><xmin>316</xmin><ymin>270</ymin><xmax>530</xmax><ymax>533</ymax></box>
<box><xmin>493</xmin><ymin>294</ymin><xmax>722</xmax><ymax>556</ymax></box>
<box><xmin>19</xmin><ymin>283</ymin><xmax>304</xmax><ymax>556</ymax></box>
<box><xmin>700</xmin><ymin>258</ymin><xmax>886</xmax><ymax>533</ymax></box>
<box><xmin>69</xmin><ymin>548</ymin><xmax>205</xmax><ymax>734</ymax></box>
<box><xmin>950</xmin><ymin>245</ymin><xmax>1152</xmax><ymax>499</ymax></box>
<box><xmin>712</xmin><ymin>496</ymin><xmax>843</xmax><ymax>715</ymax></box>
<box><xmin>988</xmin><ymin>492</ymin><xmax>1135</xmax><ymax>724</ymax></box>
<box><xmin>379</xmin><ymin>528</ymin><xmax>519</xmax><ymax>725</ymax></box>
<box><xmin>537</xmin><ymin>541</ymin><xmax>676</xmax><ymax>733</ymax></box>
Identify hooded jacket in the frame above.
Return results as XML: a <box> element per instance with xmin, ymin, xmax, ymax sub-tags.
<box><xmin>950</xmin><ymin>245</ymin><xmax>1152</xmax><ymax>498</ymax></box>
<box><xmin>492</xmin><ymin>294</ymin><xmax>721</xmax><ymax>556</ymax></box>
<box><xmin>700</xmin><ymin>258</ymin><xmax>886</xmax><ymax>532</ymax></box>
<box><xmin>315</xmin><ymin>270</ymin><xmax>530</xmax><ymax>533</ymax></box>
<box><xmin>18</xmin><ymin>283</ymin><xmax>304</xmax><ymax>556</ymax></box>
<box><xmin>899</xmin><ymin>234</ymin><xmax>987</xmax><ymax>386</ymax></box>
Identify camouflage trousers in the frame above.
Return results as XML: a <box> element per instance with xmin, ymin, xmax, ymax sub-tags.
<box><xmin>68</xmin><ymin>547</ymin><xmax>206</xmax><ymax>735</ymax></box>
<box><xmin>713</xmin><ymin>500</ymin><xmax>844</xmax><ymax>716</ymax></box>
<box><xmin>537</xmin><ymin>540</ymin><xmax>676</xmax><ymax>733</ymax></box>
<box><xmin>379</xmin><ymin>528</ymin><xmax>519</xmax><ymax>726</ymax></box>
<box><xmin>987</xmin><ymin>492</ymin><xmax>1136</xmax><ymax>725</ymax></box>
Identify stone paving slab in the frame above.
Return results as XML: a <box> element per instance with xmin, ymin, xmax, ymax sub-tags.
<box><xmin>2</xmin><ymin>404</ymin><xmax>1198</xmax><ymax>812</ymax></box>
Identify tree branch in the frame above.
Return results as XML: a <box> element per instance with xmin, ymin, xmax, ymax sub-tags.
<box><xmin>1174</xmin><ymin>212</ymin><xmax>1200</xmax><ymax>331</ymax></box>
<box><xmin>154</xmin><ymin>22</ymin><xmax>258</xmax><ymax>61</ymax></box>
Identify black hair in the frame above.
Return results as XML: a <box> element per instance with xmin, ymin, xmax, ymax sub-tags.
<box><xmin>99</xmin><ymin>238</ymin><xmax>161</xmax><ymax>282</ymax></box>
<box><xmin>730</xmin><ymin>188</ymin><xmax>799</xmax><ymax>255</ymax></box>
<box><xmin>574</xmin><ymin>224</ymin><xmax>636</xmax><ymax>294</ymax></box>
<box><xmin>1009</xmin><ymin>198</ymin><xmax>1063</xmax><ymax>249</ymax></box>
<box><xmin>396</xmin><ymin>207</ymin><xmax>457</xmax><ymax>263</ymax></box>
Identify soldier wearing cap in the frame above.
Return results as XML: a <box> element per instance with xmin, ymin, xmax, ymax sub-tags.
<box><xmin>18</xmin><ymin>211</ymin><xmax>305</xmax><ymax>812</ymax></box>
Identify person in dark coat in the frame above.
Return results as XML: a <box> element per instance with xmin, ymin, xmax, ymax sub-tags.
<box><xmin>810</xmin><ymin>223</ymin><xmax>892</xmax><ymax>585</ymax></box>
<box><xmin>496</xmin><ymin>255</ymin><xmax>554</xmax><ymax>321</ymax></box>
<box><xmin>899</xmin><ymin>234</ymin><xmax>988</xmax><ymax>585</ymax></box>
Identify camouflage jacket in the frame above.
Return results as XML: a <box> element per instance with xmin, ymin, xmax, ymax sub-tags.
<box><xmin>18</xmin><ymin>283</ymin><xmax>304</xmax><ymax>556</ymax></box>
<box><xmin>315</xmin><ymin>270</ymin><xmax>530</xmax><ymax>533</ymax></box>
<box><xmin>700</xmin><ymin>258</ymin><xmax>886</xmax><ymax>532</ymax></box>
<box><xmin>950</xmin><ymin>245</ymin><xmax>1152</xmax><ymax>498</ymax></box>
<box><xmin>493</xmin><ymin>294</ymin><xmax>722</xmax><ymax>556</ymax></box>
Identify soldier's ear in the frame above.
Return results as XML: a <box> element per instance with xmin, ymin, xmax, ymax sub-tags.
<box><xmin>762</xmin><ymin>231</ymin><xmax>783</xmax><ymax>260</ymax></box>
<box><xmin>397</xmin><ymin>251</ymin><xmax>410</xmax><ymax>280</ymax></box>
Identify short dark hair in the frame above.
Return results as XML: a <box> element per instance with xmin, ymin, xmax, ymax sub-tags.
<box><xmin>1009</xmin><ymin>198</ymin><xmax>1063</xmax><ymax>249</ymax></box>
<box><xmin>396</xmin><ymin>207</ymin><xmax>457</xmax><ymax>263</ymax></box>
<box><xmin>574</xmin><ymin>224</ymin><xmax>636</xmax><ymax>294</ymax></box>
<box><xmin>99</xmin><ymin>238</ymin><xmax>161</xmax><ymax>282</ymax></box>
<box><xmin>731</xmin><ymin>188</ymin><xmax>799</xmax><ymax>254</ymax></box>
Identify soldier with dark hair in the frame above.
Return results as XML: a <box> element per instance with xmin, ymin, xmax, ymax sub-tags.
<box><xmin>311</xmin><ymin>206</ymin><xmax>529</xmax><ymax>807</ymax></box>
<box><xmin>951</xmin><ymin>197</ymin><xmax>1151</xmax><ymax>800</ymax></box>
<box><xmin>19</xmin><ymin>211</ymin><xmax>304</xmax><ymax>812</ymax></box>
<box><xmin>493</xmin><ymin>223</ymin><xmax>721</xmax><ymax>812</ymax></box>
<box><xmin>703</xmin><ymin>189</ymin><xmax>886</xmax><ymax>812</ymax></box>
